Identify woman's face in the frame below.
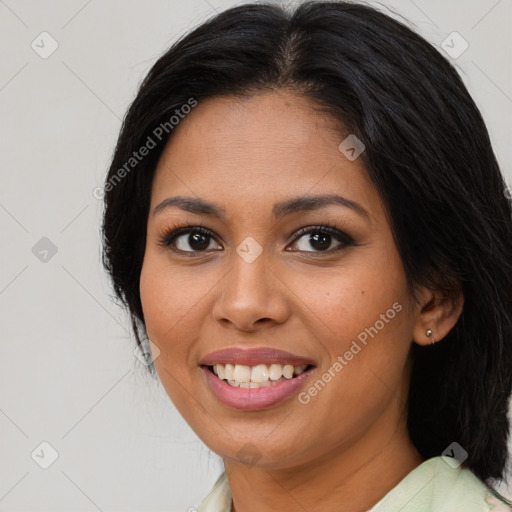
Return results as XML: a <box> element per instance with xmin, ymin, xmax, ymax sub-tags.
<box><xmin>140</xmin><ymin>91</ymin><xmax>423</xmax><ymax>469</ymax></box>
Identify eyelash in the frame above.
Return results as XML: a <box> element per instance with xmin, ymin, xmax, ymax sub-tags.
<box><xmin>157</xmin><ymin>220</ymin><xmax>357</xmax><ymax>256</ymax></box>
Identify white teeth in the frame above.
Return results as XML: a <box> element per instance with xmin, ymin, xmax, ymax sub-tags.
<box><xmin>282</xmin><ymin>364</ymin><xmax>294</xmax><ymax>379</ymax></box>
<box><xmin>233</xmin><ymin>364</ymin><xmax>251</xmax><ymax>383</ymax></box>
<box><xmin>211</xmin><ymin>362</ymin><xmax>310</xmax><ymax>387</ymax></box>
<box><xmin>251</xmin><ymin>364</ymin><xmax>270</xmax><ymax>383</ymax></box>
<box><xmin>214</xmin><ymin>364</ymin><xmax>225</xmax><ymax>380</ymax></box>
<box><xmin>269</xmin><ymin>364</ymin><xmax>283</xmax><ymax>380</ymax></box>
<box><xmin>224</xmin><ymin>364</ymin><xmax>234</xmax><ymax>380</ymax></box>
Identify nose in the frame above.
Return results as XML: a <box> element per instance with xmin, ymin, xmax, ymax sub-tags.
<box><xmin>211</xmin><ymin>245</ymin><xmax>291</xmax><ymax>332</ymax></box>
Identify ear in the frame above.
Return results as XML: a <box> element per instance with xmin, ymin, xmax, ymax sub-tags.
<box><xmin>412</xmin><ymin>284</ymin><xmax>464</xmax><ymax>346</ymax></box>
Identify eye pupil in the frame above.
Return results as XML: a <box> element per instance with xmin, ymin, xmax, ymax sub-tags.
<box><xmin>310</xmin><ymin>232</ymin><xmax>330</xmax><ymax>251</ymax></box>
<box><xmin>190</xmin><ymin>232</ymin><xmax>209</xmax><ymax>251</ymax></box>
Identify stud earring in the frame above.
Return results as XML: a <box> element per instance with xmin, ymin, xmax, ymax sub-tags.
<box><xmin>426</xmin><ymin>328</ymin><xmax>436</xmax><ymax>344</ymax></box>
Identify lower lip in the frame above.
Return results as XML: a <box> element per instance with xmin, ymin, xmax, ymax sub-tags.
<box><xmin>201</xmin><ymin>366</ymin><xmax>314</xmax><ymax>410</ymax></box>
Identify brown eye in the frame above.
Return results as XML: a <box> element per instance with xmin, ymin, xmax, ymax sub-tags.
<box><xmin>287</xmin><ymin>225</ymin><xmax>355</xmax><ymax>253</ymax></box>
<box><xmin>161</xmin><ymin>227</ymin><xmax>222</xmax><ymax>253</ymax></box>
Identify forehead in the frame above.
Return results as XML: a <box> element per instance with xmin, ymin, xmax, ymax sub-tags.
<box><xmin>150</xmin><ymin>91</ymin><xmax>380</xmax><ymax>219</ymax></box>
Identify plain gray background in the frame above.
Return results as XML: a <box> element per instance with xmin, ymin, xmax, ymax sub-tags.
<box><xmin>1</xmin><ymin>0</ymin><xmax>511</xmax><ymax>510</ymax></box>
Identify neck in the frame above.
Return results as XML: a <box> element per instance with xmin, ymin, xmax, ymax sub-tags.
<box><xmin>224</xmin><ymin>407</ymin><xmax>424</xmax><ymax>512</ymax></box>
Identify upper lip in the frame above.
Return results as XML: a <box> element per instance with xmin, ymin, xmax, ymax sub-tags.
<box><xmin>200</xmin><ymin>347</ymin><xmax>316</xmax><ymax>367</ymax></box>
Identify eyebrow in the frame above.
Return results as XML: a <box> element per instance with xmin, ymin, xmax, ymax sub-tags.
<box><xmin>153</xmin><ymin>194</ymin><xmax>370</xmax><ymax>221</ymax></box>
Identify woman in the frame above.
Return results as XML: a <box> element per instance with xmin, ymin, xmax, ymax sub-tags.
<box><xmin>101</xmin><ymin>1</ymin><xmax>512</xmax><ymax>510</ymax></box>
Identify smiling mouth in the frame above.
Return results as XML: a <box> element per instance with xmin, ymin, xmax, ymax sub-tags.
<box><xmin>205</xmin><ymin>363</ymin><xmax>315</xmax><ymax>388</ymax></box>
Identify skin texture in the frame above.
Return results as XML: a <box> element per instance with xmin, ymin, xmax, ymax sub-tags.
<box><xmin>139</xmin><ymin>90</ymin><xmax>464</xmax><ymax>512</ymax></box>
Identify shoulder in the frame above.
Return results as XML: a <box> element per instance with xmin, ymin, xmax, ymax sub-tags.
<box><xmin>369</xmin><ymin>456</ymin><xmax>512</xmax><ymax>512</ymax></box>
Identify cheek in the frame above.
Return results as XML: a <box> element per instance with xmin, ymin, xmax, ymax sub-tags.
<box><xmin>139</xmin><ymin>254</ymin><xmax>189</xmax><ymax>361</ymax></box>
<box><xmin>139</xmin><ymin>251</ymin><xmax>223</xmax><ymax>376</ymax></box>
<box><xmin>298</xmin><ymin>268</ymin><xmax>412</xmax><ymax>437</ymax></box>
<box><xmin>302</xmin><ymin>260</ymin><xmax>404</xmax><ymax>341</ymax></box>
<box><xmin>139</xmin><ymin>254</ymin><xmax>206</xmax><ymax>411</ymax></box>
<box><xmin>140</xmin><ymin>253</ymin><xmax>208</xmax><ymax>331</ymax></box>
<box><xmin>297</xmin><ymin>250</ymin><xmax>413</xmax><ymax>397</ymax></box>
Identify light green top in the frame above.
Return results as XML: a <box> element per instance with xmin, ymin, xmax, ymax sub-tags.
<box><xmin>196</xmin><ymin>456</ymin><xmax>512</xmax><ymax>511</ymax></box>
